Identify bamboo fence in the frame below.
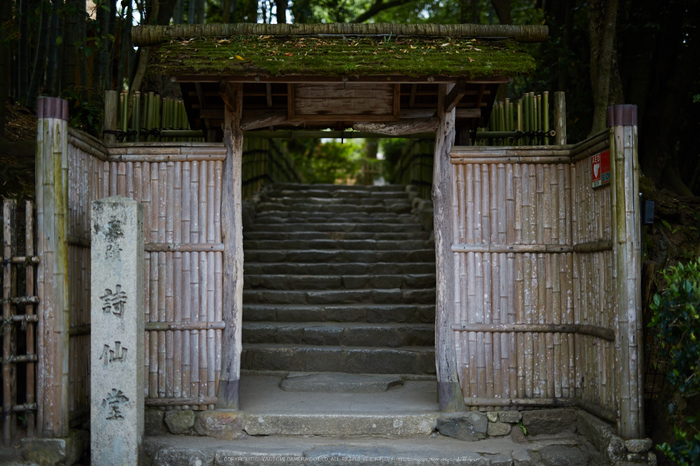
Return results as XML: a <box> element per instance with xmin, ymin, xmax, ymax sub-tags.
<box><xmin>450</xmin><ymin>134</ymin><xmax>617</xmax><ymax>419</ymax></box>
<box><xmin>37</xmin><ymin>94</ymin><xmax>639</xmax><ymax>436</ymax></box>
<box><xmin>476</xmin><ymin>92</ymin><xmax>556</xmax><ymax>146</ymax></box>
<box><xmin>1</xmin><ymin>200</ymin><xmax>39</xmax><ymax>445</ymax></box>
<box><xmin>104</xmin><ymin>91</ymin><xmax>203</xmax><ymax>144</ymax></box>
<box><xmin>59</xmin><ymin>124</ymin><xmax>302</xmax><ymax>413</ymax></box>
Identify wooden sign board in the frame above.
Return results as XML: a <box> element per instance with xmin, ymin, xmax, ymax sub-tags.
<box><xmin>591</xmin><ymin>149</ymin><xmax>610</xmax><ymax>189</ymax></box>
<box><xmin>288</xmin><ymin>83</ymin><xmax>400</xmax><ymax>122</ymax></box>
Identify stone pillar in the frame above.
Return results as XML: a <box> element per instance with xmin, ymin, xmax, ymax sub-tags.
<box><xmin>90</xmin><ymin>196</ymin><xmax>144</xmax><ymax>465</ymax></box>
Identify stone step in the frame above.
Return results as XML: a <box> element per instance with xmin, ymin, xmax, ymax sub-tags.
<box><xmin>264</xmin><ymin>189</ymin><xmax>409</xmax><ymax>199</ymax></box>
<box><xmin>146</xmin><ymin>433</ymin><xmax>600</xmax><ymax>465</ymax></box>
<box><xmin>279</xmin><ymin>372</ymin><xmax>404</xmax><ymax>393</ymax></box>
<box><xmin>247</xmin><ymin>222</ymin><xmax>425</xmax><ymax>233</ymax></box>
<box><xmin>242</xmin><ymin>344</ymin><xmax>436</xmax><ymax>374</ymax></box>
<box><xmin>243</xmin><ymin>322</ymin><xmax>435</xmax><ymax>347</ymax></box>
<box><xmin>257</xmin><ymin>202</ymin><xmax>412</xmax><ymax>214</ymax></box>
<box><xmin>244</xmin><ymin>230</ymin><xmax>432</xmax><ymax>241</ymax></box>
<box><xmin>254</xmin><ymin>214</ymin><xmax>418</xmax><ymax>224</ymax></box>
<box><xmin>244</xmin><ymin>239</ymin><xmax>433</xmax><ymax>251</ymax></box>
<box><xmin>244</xmin><ymin>274</ymin><xmax>436</xmax><ymax>290</ymax></box>
<box><xmin>243</xmin><ymin>288</ymin><xmax>436</xmax><ymax>305</ymax></box>
<box><xmin>243</xmin><ymin>304</ymin><xmax>435</xmax><ymax>324</ymax></box>
<box><xmin>244</xmin><ymin>249</ymin><xmax>435</xmax><ymax>263</ymax></box>
<box><xmin>271</xmin><ymin>183</ymin><xmax>406</xmax><ymax>192</ymax></box>
<box><xmin>260</xmin><ymin>195</ymin><xmax>411</xmax><ymax>206</ymax></box>
<box><xmin>243</xmin><ymin>262</ymin><xmax>436</xmax><ymax>276</ymax></box>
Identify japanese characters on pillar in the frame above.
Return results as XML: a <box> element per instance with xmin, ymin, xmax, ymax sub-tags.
<box><xmin>90</xmin><ymin>197</ymin><xmax>144</xmax><ymax>466</ymax></box>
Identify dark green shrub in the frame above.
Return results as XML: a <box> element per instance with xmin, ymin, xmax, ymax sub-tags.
<box><xmin>649</xmin><ymin>258</ymin><xmax>700</xmax><ymax>465</ymax></box>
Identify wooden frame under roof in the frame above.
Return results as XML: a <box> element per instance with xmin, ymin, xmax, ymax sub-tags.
<box><xmin>133</xmin><ymin>23</ymin><xmax>546</xmax><ymax>142</ymax></box>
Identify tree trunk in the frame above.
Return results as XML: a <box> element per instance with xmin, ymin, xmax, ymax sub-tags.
<box><xmin>18</xmin><ymin>0</ymin><xmax>29</xmax><ymax>103</ymax></box>
<box><xmin>275</xmin><ymin>0</ymin><xmax>287</xmax><ymax>23</ymax></box>
<box><xmin>27</xmin><ymin>0</ymin><xmax>50</xmax><ymax>109</ymax></box>
<box><xmin>491</xmin><ymin>0</ymin><xmax>511</xmax><ymax>24</ymax></box>
<box><xmin>0</xmin><ymin>0</ymin><xmax>11</xmax><ymax>138</ymax></box>
<box><xmin>45</xmin><ymin>0</ymin><xmax>60</xmax><ymax>95</ymax></box>
<box><xmin>117</xmin><ymin>1</ymin><xmax>133</xmax><ymax>90</ymax></box>
<box><xmin>173</xmin><ymin>0</ymin><xmax>183</xmax><ymax>23</ymax></box>
<box><xmin>188</xmin><ymin>0</ymin><xmax>195</xmax><ymax>23</ymax></box>
<box><xmin>587</xmin><ymin>0</ymin><xmax>620</xmax><ymax>134</ymax></box>
<box><xmin>222</xmin><ymin>0</ymin><xmax>233</xmax><ymax>22</ymax></box>
<box><xmin>460</xmin><ymin>0</ymin><xmax>478</xmax><ymax>23</ymax></box>
<box><xmin>93</xmin><ymin>0</ymin><xmax>110</xmax><ymax>91</ymax></box>
<box><xmin>195</xmin><ymin>0</ymin><xmax>205</xmax><ymax>23</ymax></box>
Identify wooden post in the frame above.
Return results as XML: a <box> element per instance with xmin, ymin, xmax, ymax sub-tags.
<box><xmin>35</xmin><ymin>97</ymin><xmax>70</xmax><ymax>437</ymax></box>
<box><xmin>216</xmin><ymin>81</ymin><xmax>244</xmax><ymax>409</ymax></box>
<box><xmin>609</xmin><ymin>104</ymin><xmax>643</xmax><ymax>439</ymax></box>
<box><xmin>103</xmin><ymin>90</ymin><xmax>118</xmax><ymax>144</ymax></box>
<box><xmin>433</xmin><ymin>84</ymin><xmax>465</xmax><ymax>412</ymax></box>
<box><xmin>554</xmin><ymin>92</ymin><xmax>566</xmax><ymax>145</ymax></box>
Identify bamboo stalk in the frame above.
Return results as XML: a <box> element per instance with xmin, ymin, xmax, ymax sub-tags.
<box><xmin>543</xmin><ymin>92</ymin><xmax>549</xmax><ymax>145</ymax></box>
<box><xmin>3</xmin><ymin>200</ymin><xmax>16</xmax><ymax>445</ymax></box>
<box><xmin>190</xmin><ymin>252</ymin><xmax>200</xmax><ymax>406</ymax></box>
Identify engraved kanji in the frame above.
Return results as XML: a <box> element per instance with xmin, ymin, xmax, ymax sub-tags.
<box><xmin>102</xmin><ymin>389</ymin><xmax>129</xmax><ymax>420</ymax></box>
<box><xmin>100</xmin><ymin>285</ymin><xmax>127</xmax><ymax>317</ymax></box>
<box><xmin>99</xmin><ymin>341</ymin><xmax>128</xmax><ymax>366</ymax></box>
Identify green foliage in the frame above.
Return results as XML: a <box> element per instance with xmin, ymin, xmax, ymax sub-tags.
<box><xmin>286</xmin><ymin>138</ymin><xmax>363</xmax><ymax>184</ymax></box>
<box><xmin>656</xmin><ymin>423</ymin><xmax>700</xmax><ymax>466</ymax></box>
<box><xmin>62</xmin><ymin>88</ymin><xmax>104</xmax><ymax>137</ymax></box>
<box><xmin>650</xmin><ymin>258</ymin><xmax>700</xmax><ymax>465</ymax></box>
<box><xmin>649</xmin><ymin>258</ymin><xmax>700</xmax><ymax>395</ymax></box>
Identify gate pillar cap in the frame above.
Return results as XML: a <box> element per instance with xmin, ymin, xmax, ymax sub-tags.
<box><xmin>37</xmin><ymin>97</ymin><xmax>69</xmax><ymax>121</ymax></box>
<box><xmin>607</xmin><ymin>104</ymin><xmax>637</xmax><ymax>127</ymax></box>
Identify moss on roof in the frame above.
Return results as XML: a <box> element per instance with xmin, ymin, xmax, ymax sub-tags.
<box><xmin>150</xmin><ymin>34</ymin><xmax>536</xmax><ymax>79</ymax></box>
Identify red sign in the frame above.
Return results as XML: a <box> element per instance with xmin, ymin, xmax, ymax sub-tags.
<box><xmin>591</xmin><ymin>149</ymin><xmax>610</xmax><ymax>188</ymax></box>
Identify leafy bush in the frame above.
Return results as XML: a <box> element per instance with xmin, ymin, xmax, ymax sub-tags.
<box><xmin>649</xmin><ymin>258</ymin><xmax>700</xmax><ymax>465</ymax></box>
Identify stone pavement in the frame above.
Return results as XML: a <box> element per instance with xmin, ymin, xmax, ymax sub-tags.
<box><xmin>143</xmin><ymin>375</ymin><xmax>605</xmax><ymax>465</ymax></box>
<box><xmin>144</xmin><ymin>432</ymin><xmax>602</xmax><ymax>465</ymax></box>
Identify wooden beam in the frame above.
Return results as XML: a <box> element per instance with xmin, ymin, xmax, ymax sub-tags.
<box><xmin>444</xmin><ymin>82</ymin><xmax>467</xmax><ymax>113</ymax></box>
<box><xmin>266</xmin><ymin>83</ymin><xmax>273</xmax><ymax>107</ymax></box>
<box><xmin>199</xmin><ymin>108</ymin><xmax>478</xmax><ymax>126</ymax></box>
<box><xmin>352</xmin><ymin>117</ymin><xmax>439</xmax><ymax>136</ymax></box>
<box><xmin>409</xmin><ymin>84</ymin><xmax>417</xmax><ymax>108</ymax></box>
<box><xmin>240</xmin><ymin>111</ymin><xmax>298</xmax><ymax>131</ymax></box>
<box><xmin>455</xmin><ymin>108</ymin><xmax>481</xmax><ymax>119</ymax></box>
<box><xmin>216</xmin><ymin>82</ymin><xmax>244</xmax><ymax>410</ymax></box>
<box><xmin>432</xmin><ymin>84</ymin><xmax>464</xmax><ymax>413</ymax></box>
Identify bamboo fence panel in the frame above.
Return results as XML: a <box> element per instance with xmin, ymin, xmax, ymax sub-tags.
<box><xmin>105</xmin><ymin>147</ymin><xmax>226</xmax><ymax>410</ymax></box>
<box><xmin>571</xmin><ymin>152</ymin><xmax>616</xmax><ymax>419</ymax></box>
<box><xmin>65</xmin><ymin>134</ymin><xmax>108</xmax><ymax>426</ymax></box>
<box><xmin>451</xmin><ymin>140</ymin><xmax>616</xmax><ymax>419</ymax></box>
<box><xmin>63</xmin><ymin>135</ymin><xmax>228</xmax><ymax>410</ymax></box>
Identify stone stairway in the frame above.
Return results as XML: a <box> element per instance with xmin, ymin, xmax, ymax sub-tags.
<box><xmin>241</xmin><ymin>183</ymin><xmax>437</xmax><ymax>376</ymax></box>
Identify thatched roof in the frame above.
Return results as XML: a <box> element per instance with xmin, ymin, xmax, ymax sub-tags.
<box><xmin>133</xmin><ymin>24</ymin><xmax>546</xmax><ymax>81</ymax></box>
<box><xmin>132</xmin><ymin>24</ymin><xmax>548</xmax><ymax>47</ymax></box>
